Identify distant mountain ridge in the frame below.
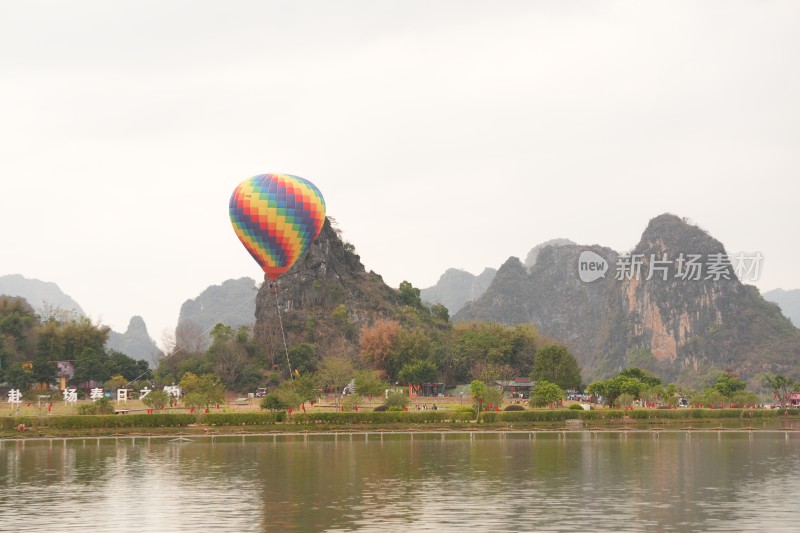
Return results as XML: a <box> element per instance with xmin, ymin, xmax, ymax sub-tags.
<box><xmin>763</xmin><ymin>288</ymin><xmax>800</xmax><ymax>326</ymax></box>
<box><xmin>176</xmin><ymin>277</ymin><xmax>258</xmax><ymax>339</ymax></box>
<box><xmin>0</xmin><ymin>274</ymin><xmax>85</xmax><ymax>316</ymax></box>
<box><xmin>0</xmin><ymin>273</ymin><xmax>158</xmax><ymax>362</ymax></box>
<box><xmin>420</xmin><ymin>268</ymin><xmax>497</xmax><ymax>315</ymax></box>
<box><xmin>454</xmin><ymin>214</ymin><xmax>800</xmax><ymax>386</ymax></box>
<box><xmin>421</xmin><ymin>238</ymin><xmax>575</xmax><ymax>315</ymax></box>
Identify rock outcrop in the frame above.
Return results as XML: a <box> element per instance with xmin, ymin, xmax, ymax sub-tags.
<box><xmin>106</xmin><ymin>316</ymin><xmax>163</xmax><ymax>363</ymax></box>
<box><xmin>254</xmin><ymin>219</ymin><xmax>400</xmax><ymax>367</ymax></box>
<box><xmin>456</xmin><ymin>214</ymin><xmax>800</xmax><ymax>385</ymax></box>
<box><xmin>177</xmin><ymin>277</ymin><xmax>259</xmax><ymax>339</ymax></box>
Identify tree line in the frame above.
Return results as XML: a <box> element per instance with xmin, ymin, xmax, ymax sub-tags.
<box><xmin>0</xmin><ymin>296</ymin><xmax>149</xmax><ymax>392</ymax></box>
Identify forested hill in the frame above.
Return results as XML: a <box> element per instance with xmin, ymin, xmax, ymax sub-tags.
<box><xmin>455</xmin><ymin>214</ymin><xmax>800</xmax><ymax>386</ymax></box>
<box><xmin>252</xmin><ymin>218</ymin><xmax>541</xmax><ymax>387</ymax></box>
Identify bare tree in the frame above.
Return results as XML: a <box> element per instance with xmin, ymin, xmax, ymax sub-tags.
<box><xmin>175</xmin><ymin>319</ymin><xmax>209</xmax><ymax>354</ymax></box>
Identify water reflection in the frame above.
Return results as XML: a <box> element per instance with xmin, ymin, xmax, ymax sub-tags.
<box><xmin>0</xmin><ymin>432</ymin><xmax>798</xmax><ymax>532</ymax></box>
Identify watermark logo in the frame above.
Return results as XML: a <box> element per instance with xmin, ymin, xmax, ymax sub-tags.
<box><xmin>577</xmin><ymin>251</ymin><xmax>764</xmax><ymax>283</ymax></box>
<box><xmin>578</xmin><ymin>251</ymin><xmax>609</xmax><ymax>282</ymax></box>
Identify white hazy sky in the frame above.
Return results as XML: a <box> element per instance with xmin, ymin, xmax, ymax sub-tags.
<box><xmin>1</xmin><ymin>1</ymin><xmax>798</xmax><ymax>345</ymax></box>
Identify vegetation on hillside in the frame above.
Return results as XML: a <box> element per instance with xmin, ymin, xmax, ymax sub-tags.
<box><xmin>0</xmin><ymin>295</ymin><xmax>149</xmax><ymax>392</ymax></box>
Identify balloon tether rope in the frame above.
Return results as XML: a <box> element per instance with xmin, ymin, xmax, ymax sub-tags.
<box><xmin>273</xmin><ymin>284</ymin><xmax>293</xmax><ymax>381</ymax></box>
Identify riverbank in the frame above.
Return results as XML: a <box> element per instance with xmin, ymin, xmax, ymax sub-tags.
<box><xmin>3</xmin><ymin>408</ymin><xmax>799</xmax><ymax>439</ymax></box>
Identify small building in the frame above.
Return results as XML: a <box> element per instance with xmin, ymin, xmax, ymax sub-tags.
<box><xmin>408</xmin><ymin>383</ymin><xmax>445</xmax><ymax>397</ymax></box>
<box><xmin>496</xmin><ymin>377</ymin><xmax>535</xmax><ymax>399</ymax></box>
<box><xmin>56</xmin><ymin>360</ymin><xmax>75</xmax><ymax>390</ymax></box>
<box><xmin>790</xmin><ymin>393</ymin><xmax>800</xmax><ymax>408</ymax></box>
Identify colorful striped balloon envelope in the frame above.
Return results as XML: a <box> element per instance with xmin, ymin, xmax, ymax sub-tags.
<box><xmin>229</xmin><ymin>173</ymin><xmax>326</xmax><ymax>281</ymax></box>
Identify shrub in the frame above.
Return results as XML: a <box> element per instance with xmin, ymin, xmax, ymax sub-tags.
<box><xmin>569</xmin><ymin>403</ymin><xmax>585</xmax><ymax>411</ymax></box>
<box><xmin>142</xmin><ymin>390</ymin><xmax>170</xmax><ymax>410</ymax></box>
<box><xmin>504</xmin><ymin>404</ymin><xmax>525</xmax><ymax>411</ymax></box>
<box><xmin>260</xmin><ymin>393</ymin><xmax>289</xmax><ymax>412</ymax></box>
<box><xmin>341</xmin><ymin>394</ymin><xmax>362</xmax><ymax>411</ymax></box>
<box><xmin>385</xmin><ymin>390</ymin><xmax>409</xmax><ymax>410</ymax></box>
<box><xmin>449</xmin><ymin>408</ymin><xmax>475</xmax><ymax>422</ymax></box>
<box><xmin>200</xmin><ymin>412</ymin><xmax>278</xmax><ymax>426</ymax></box>
<box><xmin>11</xmin><ymin>413</ymin><xmax>197</xmax><ymax>429</ymax></box>
<box><xmin>372</xmin><ymin>404</ymin><xmax>388</xmax><ymax>412</ymax></box>
<box><xmin>76</xmin><ymin>398</ymin><xmax>115</xmax><ymax>415</ymax></box>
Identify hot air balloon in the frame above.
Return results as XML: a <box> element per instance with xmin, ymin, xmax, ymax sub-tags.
<box><xmin>229</xmin><ymin>173</ymin><xmax>326</xmax><ymax>281</ymax></box>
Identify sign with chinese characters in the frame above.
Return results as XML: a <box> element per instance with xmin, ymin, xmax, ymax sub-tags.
<box><xmin>64</xmin><ymin>388</ymin><xmax>78</xmax><ymax>404</ymax></box>
<box><xmin>117</xmin><ymin>389</ymin><xmax>129</xmax><ymax>404</ymax></box>
<box><xmin>163</xmin><ymin>385</ymin><xmax>181</xmax><ymax>399</ymax></box>
<box><xmin>139</xmin><ymin>387</ymin><xmax>151</xmax><ymax>399</ymax></box>
<box><xmin>7</xmin><ymin>389</ymin><xmax>22</xmax><ymax>404</ymax></box>
<box><xmin>90</xmin><ymin>388</ymin><xmax>104</xmax><ymax>401</ymax></box>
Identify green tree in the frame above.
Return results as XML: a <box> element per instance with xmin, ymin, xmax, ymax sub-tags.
<box><xmin>530</xmin><ymin>344</ymin><xmax>582</xmax><ymax>390</ymax></box>
<box><xmin>385</xmin><ymin>390</ymin><xmax>409</xmax><ymax>410</ymax></box>
<box><xmin>142</xmin><ymin>390</ymin><xmax>169</xmax><ymax>410</ymax></box>
<box><xmin>470</xmin><ymin>379</ymin><xmax>488</xmax><ymax>412</ymax></box>
<box><xmin>260</xmin><ymin>392</ymin><xmax>289</xmax><ymax>412</ymax></box>
<box><xmin>712</xmin><ymin>372</ymin><xmax>747</xmax><ymax>397</ymax></box>
<box><xmin>0</xmin><ymin>296</ymin><xmax>37</xmax><ymax>361</ymax></box>
<box><xmin>288</xmin><ymin>372</ymin><xmax>320</xmax><ymax>403</ymax></box>
<box><xmin>30</xmin><ymin>358</ymin><xmax>57</xmax><ymax>387</ymax></box>
<box><xmin>529</xmin><ymin>380</ymin><xmax>564</xmax><ymax>408</ymax></box>
<box><xmin>331</xmin><ymin>303</ymin><xmax>357</xmax><ymax>339</ymax></box>
<box><xmin>288</xmin><ymin>343</ymin><xmax>318</xmax><ymax>374</ymax></box>
<box><xmin>397</xmin><ymin>359</ymin><xmax>438</xmax><ymax>385</ymax></box>
<box><xmin>430</xmin><ymin>303</ymin><xmax>450</xmax><ymax>323</ymax></box>
<box><xmin>587</xmin><ymin>375</ymin><xmax>647</xmax><ymax>406</ymax></box>
<box><xmin>2</xmin><ymin>363</ymin><xmax>35</xmax><ymax>389</ymax></box>
<box><xmin>701</xmin><ymin>389</ymin><xmax>727</xmax><ymax>408</ymax></box>
<box><xmin>619</xmin><ymin>367</ymin><xmax>662</xmax><ymax>388</ymax></box>
<box><xmin>59</xmin><ymin>317</ymin><xmax>110</xmax><ymax>360</ymax></box>
<box><xmin>316</xmin><ymin>356</ymin><xmax>354</xmax><ymax>402</ymax></box>
<box><xmin>385</xmin><ymin>328</ymin><xmax>433</xmax><ymax>381</ymax></box>
<box><xmin>209</xmin><ymin>323</ymin><xmax>235</xmax><ymax>345</ymax></box>
<box><xmin>731</xmin><ymin>390</ymin><xmax>759</xmax><ymax>406</ymax></box>
<box><xmin>73</xmin><ymin>348</ymin><xmax>110</xmax><ymax>385</ymax></box>
<box><xmin>615</xmin><ymin>393</ymin><xmax>635</xmax><ymax>408</ymax></box>
<box><xmin>107</xmin><ymin>350</ymin><xmax>150</xmax><ymax>382</ymax></box>
<box><xmin>483</xmin><ymin>385</ymin><xmax>504</xmax><ymax>409</ymax></box>
<box><xmin>180</xmin><ymin>372</ymin><xmax>225</xmax><ymax>410</ymax></box>
<box><xmin>342</xmin><ymin>394</ymin><xmax>363</xmax><ymax>411</ymax></box>
<box><xmin>273</xmin><ymin>382</ymin><xmax>303</xmax><ymax>410</ymax></box>
<box><xmin>762</xmin><ymin>374</ymin><xmax>798</xmax><ymax>408</ymax></box>
<box><xmin>354</xmin><ymin>370</ymin><xmax>387</xmax><ymax>398</ymax></box>
<box><xmin>104</xmin><ymin>374</ymin><xmax>128</xmax><ymax>392</ymax></box>
<box><xmin>398</xmin><ymin>281</ymin><xmax>423</xmax><ymax>308</ymax></box>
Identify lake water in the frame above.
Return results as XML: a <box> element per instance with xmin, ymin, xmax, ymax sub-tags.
<box><xmin>1</xmin><ymin>431</ymin><xmax>799</xmax><ymax>532</ymax></box>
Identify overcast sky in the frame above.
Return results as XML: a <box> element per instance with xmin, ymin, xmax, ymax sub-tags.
<box><xmin>1</xmin><ymin>1</ymin><xmax>798</xmax><ymax>345</ymax></box>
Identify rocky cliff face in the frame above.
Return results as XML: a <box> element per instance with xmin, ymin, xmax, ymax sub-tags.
<box><xmin>523</xmin><ymin>238</ymin><xmax>576</xmax><ymax>268</ymax></box>
<box><xmin>106</xmin><ymin>316</ymin><xmax>162</xmax><ymax>363</ymax></box>
<box><xmin>254</xmin><ymin>219</ymin><xmax>400</xmax><ymax>366</ymax></box>
<box><xmin>177</xmin><ymin>277</ymin><xmax>259</xmax><ymax>338</ymax></box>
<box><xmin>456</xmin><ymin>214</ymin><xmax>800</xmax><ymax>385</ymax></box>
